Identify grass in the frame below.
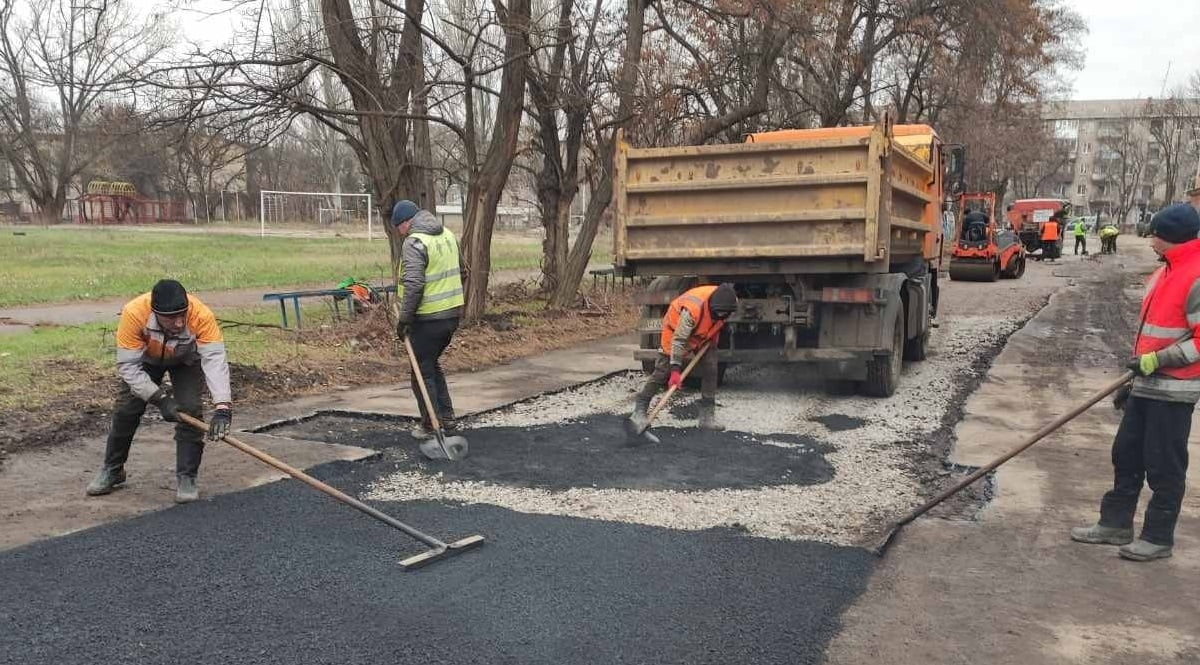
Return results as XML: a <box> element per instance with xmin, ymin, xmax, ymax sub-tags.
<box><xmin>0</xmin><ymin>227</ymin><xmax>609</xmax><ymax>307</ymax></box>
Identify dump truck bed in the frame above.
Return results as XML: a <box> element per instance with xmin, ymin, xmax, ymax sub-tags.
<box><xmin>613</xmin><ymin>123</ymin><xmax>942</xmax><ymax>276</ymax></box>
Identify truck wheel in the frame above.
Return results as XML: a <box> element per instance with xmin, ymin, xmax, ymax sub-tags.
<box><xmin>860</xmin><ymin>308</ymin><xmax>904</xmax><ymax>397</ymax></box>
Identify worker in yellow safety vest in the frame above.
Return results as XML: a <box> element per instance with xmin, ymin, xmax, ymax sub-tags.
<box><xmin>391</xmin><ymin>200</ymin><xmax>465</xmax><ymax>440</ymax></box>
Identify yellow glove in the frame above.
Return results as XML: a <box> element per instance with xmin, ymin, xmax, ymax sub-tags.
<box><xmin>1127</xmin><ymin>352</ymin><xmax>1160</xmax><ymax>377</ymax></box>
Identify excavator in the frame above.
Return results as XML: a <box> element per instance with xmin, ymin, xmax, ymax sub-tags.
<box><xmin>948</xmin><ymin>192</ymin><xmax>1026</xmax><ymax>281</ymax></box>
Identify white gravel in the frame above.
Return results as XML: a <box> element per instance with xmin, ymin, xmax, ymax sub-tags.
<box><xmin>366</xmin><ymin>275</ymin><xmax>1062</xmax><ymax>546</ymax></box>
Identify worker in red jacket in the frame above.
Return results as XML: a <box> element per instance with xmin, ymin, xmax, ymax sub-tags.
<box><xmin>1073</xmin><ymin>204</ymin><xmax>1200</xmax><ymax>561</ymax></box>
<box><xmin>629</xmin><ymin>284</ymin><xmax>738</xmax><ymax>432</ymax></box>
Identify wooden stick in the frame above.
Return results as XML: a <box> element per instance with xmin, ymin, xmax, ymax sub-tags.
<box><xmin>638</xmin><ymin>341</ymin><xmax>713</xmax><ymax>435</ymax></box>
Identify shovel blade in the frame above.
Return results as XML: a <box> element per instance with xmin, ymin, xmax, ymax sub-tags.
<box><xmin>419</xmin><ymin>434</ymin><xmax>469</xmax><ymax>461</ymax></box>
<box><xmin>622</xmin><ymin>417</ymin><xmax>660</xmax><ymax>446</ymax></box>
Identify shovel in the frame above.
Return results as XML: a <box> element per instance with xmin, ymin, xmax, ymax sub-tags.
<box><xmin>402</xmin><ymin>336</ymin><xmax>468</xmax><ymax>461</ymax></box>
<box><xmin>625</xmin><ymin>342</ymin><xmax>712</xmax><ymax>445</ymax></box>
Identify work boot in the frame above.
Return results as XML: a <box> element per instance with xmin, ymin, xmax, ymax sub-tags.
<box><xmin>410</xmin><ymin>420</ymin><xmax>432</xmax><ymax>440</ymax></box>
<box><xmin>1070</xmin><ymin>523</ymin><xmax>1134</xmax><ymax>546</ymax></box>
<box><xmin>698</xmin><ymin>399</ymin><xmax>724</xmax><ymax>431</ymax></box>
<box><xmin>85</xmin><ymin>466</ymin><xmax>127</xmax><ymax>496</ymax></box>
<box><xmin>1119</xmin><ymin>539</ymin><xmax>1173</xmax><ymax>562</ymax></box>
<box><xmin>440</xmin><ymin>414</ymin><xmax>459</xmax><ymax>432</ymax></box>
<box><xmin>175</xmin><ymin>474</ymin><xmax>199</xmax><ymax>504</ymax></box>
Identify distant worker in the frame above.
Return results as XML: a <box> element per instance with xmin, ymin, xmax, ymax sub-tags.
<box><xmin>1100</xmin><ymin>224</ymin><xmax>1119</xmax><ymax>254</ymax></box>
<box><xmin>629</xmin><ymin>284</ymin><xmax>739</xmax><ymax>432</ymax></box>
<box><xmin>391</xmin><ymin>200</ymin><xmax>464</xmax><ymax>439</ymax></box>
<box><xmin>1072</xmin><ymin>218</ymin><xmax>1088</xmax><ymax>255</ymax></box>
<box><xmin>85</xmin><ymin>280</ymin><xmax>232</xmax><ymax>503</ymax></box>
<box><xmin>1073</xmin><ymin>204</ymin><xmax>1200</xmax><ymax>561</ymax></box>
<box><xmin>1041</xmin><ymin>213</ymin><xmax>1061</xmax><ymax>260</ymax></box>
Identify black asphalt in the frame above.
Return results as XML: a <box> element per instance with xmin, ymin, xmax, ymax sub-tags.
<box><xmin>269</xmin><ymin>413</ymin><xmax>835</xmax><ymax>492</ymax></box>
<box><xmin>0</xmin><ymin>456</ymin><xmax>874</xmax><ymax>664</ymax></box>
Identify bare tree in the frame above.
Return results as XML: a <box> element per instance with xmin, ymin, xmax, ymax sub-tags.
<box><xmin>0</xmin><ymin>0</ymin><xmax>170</xmax><ymax>222</ymax></box>
<box><xmin>1144</xmin><ymin>93</ymin><xmax>1199</xmax><ymax>205</ymax></box>
<box><xmin>1097</xmin><ymin>114</ymin><xmax>1148</xmax><ymax>227</ymax></box>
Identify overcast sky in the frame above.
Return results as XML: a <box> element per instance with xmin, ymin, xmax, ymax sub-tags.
<box><xmin>1063</xmin><ymin>0</ymin><xmax>1200</xmax><ymax>99</ymax></box>
<box><xmin>166</xmin><ymin>0</ymin><xmax>1200</xmax><ymax>102</ymax></box>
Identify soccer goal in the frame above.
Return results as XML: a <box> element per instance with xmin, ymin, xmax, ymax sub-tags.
<box><xmin>259</xmin><ymin>190</ymin><xmax>375</xmax><ymax>239</ymax></box>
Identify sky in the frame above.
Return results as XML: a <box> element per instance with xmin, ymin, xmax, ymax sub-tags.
<box><xmin>162</xmin><ymin>0</ymin><xmax>1200</xmax><ymax>102</ymax></box>
<box><xmin>1063</xmin><ymin>0</ymin><xmax>1200</xmax><ymax>99</ymax></box>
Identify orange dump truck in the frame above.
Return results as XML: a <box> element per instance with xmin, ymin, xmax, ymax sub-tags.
<box><xmin>1007</xmin><ymin>198</ymin><xmax>1070</xmax><ymax>256</ymax></box>
<box><xmin>613</xmin><ymin>117</ymin><xmax>963</xmax><ymax>396</ymax></box>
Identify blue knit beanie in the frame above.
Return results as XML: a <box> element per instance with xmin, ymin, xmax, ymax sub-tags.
<box><xmin>391</xmin><ymin>200</ymin><xmax>419</xmax><ymax>225</ymax></box>
<box><xmin>1150</xmin><ymin>204</ymin><xmax>1200</xmax><ymax>244</ymax></box>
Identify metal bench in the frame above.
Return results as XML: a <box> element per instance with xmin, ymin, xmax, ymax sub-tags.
<box><xmin>262</xmin><ymin>284</ymin><xmax>397</xmax><ymax>329</ymax></box>
<box><xmin>588</xmin><ymin>266</ymin><xmax>638</xmax><ymax>293</ymax></box>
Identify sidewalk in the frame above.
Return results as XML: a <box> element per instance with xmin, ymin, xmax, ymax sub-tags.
<box><xmin>0</xmin><ymin>335</ymin><xmax>636</xmax><ymax>551</ymax></box>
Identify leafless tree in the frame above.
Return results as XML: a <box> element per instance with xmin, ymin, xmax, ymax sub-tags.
<box><xmin>1097</xmin><ymin>113</ymin><xmax>1147</xmax><ymax>226</ymax></box>
<box><xmin>0</xmin><ymin>0</ymin><xmax>170</xmax><ymax>222</ymax></box>
<box><xmin>1144</xmin><ymin>92</ymin><xmax>1200</xmax><ymax>205</ymax></box>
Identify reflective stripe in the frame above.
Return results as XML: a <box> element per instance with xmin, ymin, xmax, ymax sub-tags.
<box><xmin>1181</xmin><ymin>341</ymin><xmax>1200</xmax><ymax>363</ymax></box>
<box><xmin>426</xmin><ymin>267</ymin><xmax>461</xmax><ymax>282</ymax></box>
<box><xmin>423</xmin><ymin>288</ymin><xmax>465</xmax><ymax>303</ymax></box>
<box><xmin>116</xmin><ymin>348</ymin><xmax>144</xmax><ymax>363</ymax></box>
<box><xmin>1136</xmin><ymin>375</ymin><xmax>1200</xmax><ymax>393</ymax></box>
<box><xmin>1140</xmin><ymin>323</ymin><xmax>1189</xmax><ymax>339</ymax></box>
<box><xmin>1188</xmin><ymin>312</ymin><xmax>1200</xmax><ymax>327</ymax></box>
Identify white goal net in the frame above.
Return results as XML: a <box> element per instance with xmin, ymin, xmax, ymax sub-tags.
<box><xmin>259</xmin><ymin>190</ymin><xmax>375</xmax><ymax>239</ymax></box>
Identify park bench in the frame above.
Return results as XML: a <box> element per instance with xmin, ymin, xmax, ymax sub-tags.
<box><xmin>588</xmin><ymin>266</ymin><xmax>639</xmax><ymax>293</ymax></box>
<box><xmin>262</xmin><ymin>284</ymin><xmax>397</xmax><ymax>329</ymax></box>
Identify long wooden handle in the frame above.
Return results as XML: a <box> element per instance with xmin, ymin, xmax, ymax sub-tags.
<box><xmin>890</xmin><ymin>370</ymin><xmax>1135</xmax><ymax>529</ymax></box>
<box><xmin>638</xmin><ymin>342</ymin><xmax>712</xmax><ymax>434</ymax></box>
<box><xmin>402</xmin><ymin>336</ymin><xmax>442</xmax><ymax>433</ymax></box>
<box><xmin>177</xmin><ymin>412</ymin><xmax>445</xmax><ymax>547</ymax></box>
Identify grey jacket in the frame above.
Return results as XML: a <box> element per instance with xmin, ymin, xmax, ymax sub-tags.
<box><xmin>399</xmin><ymin>210</ymin><xmax>464</xmax><ymax>323</ymax></box>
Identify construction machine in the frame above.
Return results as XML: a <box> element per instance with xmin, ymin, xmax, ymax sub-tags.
<box><xmin>613</xmin><ymin>113</ymin><xmax>965</xmax><ymax>397</ymax></box>
<box><xmin>1007</xmin><ymin>198</ymin><xmax>1070</xmax><ymax>256</ymax></box>
<box><xmin>948</xmin><ymin>192</ymin><xmax>1026</xmax><ymax>281</ymax></box>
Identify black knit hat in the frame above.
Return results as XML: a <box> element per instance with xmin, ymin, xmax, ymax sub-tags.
<box><xmin>150</xmin><ymin>279</ymin><xmax>189</xmax><ymax>314</ymax></box>
<box><xmin>1151</xmin><ymin>204</ymin><xmax>1200</xmax><ymax>244</ymax></box>
<box><xmin>709</xmin><ymin>283</ymin><xmax>738</xmax><ymax>316</ymax></box>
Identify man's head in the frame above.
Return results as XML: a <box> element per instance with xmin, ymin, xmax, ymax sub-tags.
<box><xmin>708</xmin><ymin>283</ymin><xmax>738</xmax><ymax>320</ymax></box>
<box><xmin>1149</xmin><ymin>203</ymin><xmax>1200</xmax><ymax>256</ymax></box>
<box><xmin>151</xmin><ymin>279</ymin><xmax>189</xmax><ymax>334</ymax></box>
<box><xmin>391</xmin><ymin>200</ymin><xmax>419</xmax><ymax>235</ymax></box>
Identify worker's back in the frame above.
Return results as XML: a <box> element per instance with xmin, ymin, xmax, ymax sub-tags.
<box><xmin>1042</xmin><ymin>220</ymin><xmax>1060</xmax><ymax>241</ymax></box>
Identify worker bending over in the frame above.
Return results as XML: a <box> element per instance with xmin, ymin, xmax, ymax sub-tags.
<box><xmin>1100</xmin><ymin>224</ymin><xmax>1119</xmax><ymax>254</ymax></box>
<box><xmin>86</xmin><ymin>280</ymin><xmax>232</xmax><ymax>503</ymax></box>
<box><xmin>391</xmin><ymin>200</ymin><xmax>464</xmax><ymax>440</ymax></box>
<box><xmin>1073</xmin><ymin>204</ymin><xmax>1200</xmax><ymax>561</ymax></box>
<box><xmin>630</xmin><ymin>284</ymin><xmax>738</xmax><ymax>432</ymax></box>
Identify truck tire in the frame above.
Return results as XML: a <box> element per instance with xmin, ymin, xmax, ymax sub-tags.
<box><xmin>860</xmin><ymin>308</ymin><xmax>904</xmax><ymax>397</ymax></box>
<box><xmin>639</xmin><ymin>276</ymin><xmax>698</xmax><ymax>376</ymax></box>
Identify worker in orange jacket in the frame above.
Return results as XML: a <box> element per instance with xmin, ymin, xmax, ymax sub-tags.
<box><xmin>629</xmin><ymin>284</ymin><xmax>738</xmax><ymax>432</ymax></box>
<box><xmin>1041</xmin><ymin>214</ymin><xmax>1062</xmax><ymax>259</ymax></box>
<box><xmin>85</xmin><ymin>280</ymin><xmax>232</xmax><ymax>503</ymax></box>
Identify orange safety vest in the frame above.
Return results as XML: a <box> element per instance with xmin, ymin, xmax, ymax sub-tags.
<box><xmin>1041</xmin><ymin>220</ymin><xmax>1060</xmax><ymax>241</ymax></box>
<box><xmin>1135</xmin><ymin>239</ymin><xmax>1200</xmax><ymax>383</ymax></box>
<box><xmin>660</xmin><ymin>285</ymin><xmax>724</xmax><ymax>355</ymax></box>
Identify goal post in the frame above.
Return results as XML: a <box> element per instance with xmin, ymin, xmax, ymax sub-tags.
<box><xmin>258</xmin><ymin>190</ymin><xmax>375</xmax><ymax>239</ymax></box>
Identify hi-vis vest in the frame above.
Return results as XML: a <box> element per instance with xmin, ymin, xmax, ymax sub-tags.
<box><xmin>660</xmin><ymin>285</ymin><xmax>724</xmax><ymax>355</ymax></box>
<box><xmin>1042</xmin><ymin>220</ymin><xmax>1060</xmax><ymax>241</ymax></box>
<box><xmin>1133</xmin><ymin>239</ymin><xmax>1200</xmax><ymax>401</ymax></box>
<box><xmin>406</xmin><ymin>229</ymin><xmax>464</xmax><ymax>315</ymax></box>
<box><xmin>1074</xmin><ymin>221</ymin><xmax>1087</xmax><ymax>236</ymax></box>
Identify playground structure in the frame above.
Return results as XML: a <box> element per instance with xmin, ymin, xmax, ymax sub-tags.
<box><xmin>78</xmin><ymin>181</ymin><xmax>189</xmax><ymax>225</ymax></box>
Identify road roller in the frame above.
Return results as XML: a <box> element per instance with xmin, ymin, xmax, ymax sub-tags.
<box><xmin>948</xmin><ymin>192</ymin><xmax>1026</xmax><ymax>282</ymax></box>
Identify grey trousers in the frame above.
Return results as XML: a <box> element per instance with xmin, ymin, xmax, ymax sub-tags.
<box><xmin>103</xmin><ymin>363</ymin><xmax>206</xmax><ymax>478</ymax></box>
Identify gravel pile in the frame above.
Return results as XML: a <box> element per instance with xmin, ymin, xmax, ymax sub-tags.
<box><xmin>367</xmin><ymin>277</ymin><xmax>1062</xmax><ymax>546</ymax></box>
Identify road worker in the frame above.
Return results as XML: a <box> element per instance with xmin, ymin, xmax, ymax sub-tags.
<box><xmin>85</xmin><ymin>279</ymin><xmax>232</xmax><ymax>503</ymax></box>
<box><xmin>1041</xmin><ymin>214</ymin><xmax>1062</xmax><ymax>260</ymax></box>
<box><xmin>391</xmin><ymin>200</ymin><xmax>465</xmax><ymax>439</ymax></box>
<box><xmin>1073</xmin><ymin>204</ymin><xmax>1200</xmax><ymax>561</ymax></box>
<box><xmin>1072</xmin><ymin>218</ymin><xmax>1088</xmax><ymax>255</ymax></box>
<box><xmin>629</xmin><ymin>284</ymin><xmax>739</xmax><ymax>432</ymax></box>
<box><xmin>1100</xmin><ymin>224</ymin><xmax>1119</xmax><ymax>254</ymax></box>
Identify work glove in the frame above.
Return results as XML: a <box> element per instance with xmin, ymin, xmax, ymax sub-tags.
<box><xmin>1126</xmin><ymin>352</ymin><xmax>1160</xmax><ymax>377</ymax></box>
<box><xmin>207</xmin><ymin>407</ymin><xmax>232</xmax><ymax>441</ymax></box>
<box><xmin>396</xmin><ymin>320</ymin><xmax>411</xmax><ymax>341</ymax></box>
<box><xmin>1112</xmin><ymin>384</ymin><xmax>1132</xmax><ymax>411</ymax></box>
<box><xmin>148</xmin><ymin>386</ymin><xmax>180</xmax><ymax>423</ymax></box>
<box><xmin>668</xmin><ymin>365</ymin><xmax>683</xmax><ymax>389</ymax></box>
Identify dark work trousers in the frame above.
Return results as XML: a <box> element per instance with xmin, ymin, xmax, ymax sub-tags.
<box><xmin>408</xmin><ymin>317</ymin><xmax>459</xmax><ymax>426</ymax></box>
<box><xmin>103</xmin><ymin>363</ymin><xmax>205</xmax><ymax>478</ymax></box>
<box><xmin>1074</xmin><ymin>236</ymin><xmax>1087</xmax><ymax>255</ymax></box>
<box><xmin>1099</xmin><ymin>395</ymin><xmax>1193</xmax><ymax>546</ymax></box>
<box><xmin>645</xmin><ymin>349</ymin><xmax>719</xmax><ymax>400</ymax></box>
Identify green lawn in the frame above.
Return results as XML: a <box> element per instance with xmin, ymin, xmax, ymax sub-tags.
<box><xmin>0</xmin><ymin>228</ymin><xmax>579</xmax><ymax>307</ymax></box>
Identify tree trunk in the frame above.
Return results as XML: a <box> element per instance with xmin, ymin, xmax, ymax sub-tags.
<box><xmin>458</xmin><ymin>0</ymin><xmax>532</xmax><ymax>322</ymax></box>
<box><xmin>547</xmin><ymin>0</ymin><xmax>647</xmax><ymax>308</ymax></box>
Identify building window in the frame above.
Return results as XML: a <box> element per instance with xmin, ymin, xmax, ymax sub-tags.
<box><xmin>1077</xmin><ymin>184</ymin><xmax>1087</xmax><ymax>195</ymax></box>
<box><xmin>1082</xmin><ymin>142</ymin><xmax>1090</xmax><ymax>154</ymax></box>
<box><xmin>1079</xmin><ymin>162</ymin><xmax>1088</xmax><ymax>174</ymax></box>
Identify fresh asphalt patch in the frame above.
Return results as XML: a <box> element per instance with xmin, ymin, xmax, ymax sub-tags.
<box><xmin>0</xmin><ymin>456</ymin><xmax>873</xmax><ymax>665</ymax></box>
